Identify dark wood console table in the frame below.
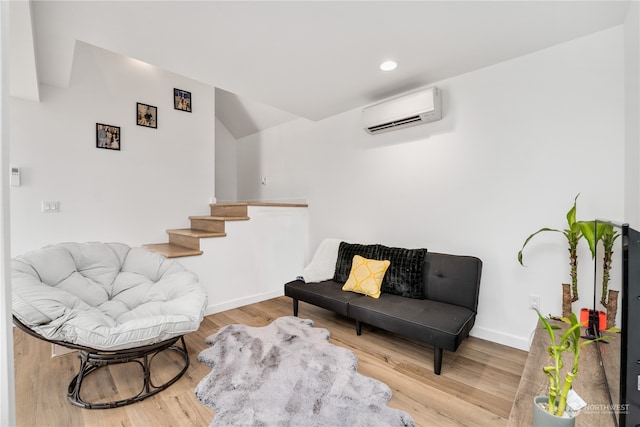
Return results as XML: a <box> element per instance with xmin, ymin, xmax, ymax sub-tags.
<box><xmin>507</xmin><ymin>319</ymin><xmax>620</xmax><ymax>426</ymax></box>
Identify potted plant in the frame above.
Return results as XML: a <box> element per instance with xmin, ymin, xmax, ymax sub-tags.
<box><xmin>579</xmin><ymin>220</ymin><xmax>621</xmax><ymax>329</ymax></box>
<box><xmin>532</xmin><ymin>309</ymin><xmax>606</xmax><ymax>426</ymax></box>
<box><xmin>518</xmin><ymin>194</ymin><xmax>583</xmax><ymax>317</ymax></box>
<box><xmin>599</xmin><ymin>225</ymin><xmax>620</xmax><ymax>328</ymax></box>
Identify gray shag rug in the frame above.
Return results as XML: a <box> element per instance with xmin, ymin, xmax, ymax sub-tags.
<box><xmin>196</xmin><ymin>316</ymin><xmax>415</xmax><ymax>427</ymax></box>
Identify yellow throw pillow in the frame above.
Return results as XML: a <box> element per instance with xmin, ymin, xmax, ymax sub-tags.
<box><xmin>342</xmin><ymin>255</ymin><xmax>391</xmax><ymax>298</ymax></box>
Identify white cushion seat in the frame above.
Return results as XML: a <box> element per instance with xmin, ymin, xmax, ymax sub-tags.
<box><xmin>12</xmin><ymin>242</ymin><xmax>207</xmax><ymax>351</ymax></box>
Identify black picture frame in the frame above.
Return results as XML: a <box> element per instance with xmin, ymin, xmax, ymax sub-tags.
<box><xmin>96</xmin><ymin>123</ymin><xmax>121</xmax><ymax>151</ymax></box>
<box><xmin>174</xmin><ymin>88</ymin><xmax>192</xmax><ymax>112</ymax></box>
<box><xmin>137</xmin><ymin>103</ymin><xmax>157</xmax><ymax>128</ymax></box>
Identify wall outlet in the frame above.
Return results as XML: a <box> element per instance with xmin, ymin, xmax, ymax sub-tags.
<box><xmin>261</xmin><ymin>176</ymin><xmax>268</xmax><ymax>186</ymax></box>
<box><xmin>41</xmin><ymin>201</ymin><xmax>59</xmax><ymax>213</ymax></box>
<box><xmin>529</xmin><ymin>294</ymin><xmax>540</xmax><ymax>311</ymax></box>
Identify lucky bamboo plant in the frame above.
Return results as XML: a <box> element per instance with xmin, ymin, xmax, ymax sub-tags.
<box><xmin>579</xmin><ymin>221</ymin><xmax>621</xmax><ymax>327</ymax></box>
<box><xmin>518</xmin><ymin>194</ymin><xmax>583</xmax><ymax>317</ymax></box>
<box><xmin>599</xmin><ymin>225</ymin><xmax>620</xmax><ymax>309</ymax></box>
<box><xmin>536</xmin><ymin>309</ymin><xmax>605</xmax><ymax>417</ymax></box>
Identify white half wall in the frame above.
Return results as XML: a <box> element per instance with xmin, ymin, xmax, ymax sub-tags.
<box><xmin>177</xmin><ymin>205</ymin><xmax>308</xmax><ymax>315</ymax></box>
<box><xmin>9</xmin><ymin>42</ymin><xmax>215</xmax><ymax>256</ymax></box>
<box><xmin>236</xmin><ymin>27</ymin><xmax>626</xmax><ymax>350</ymax></box>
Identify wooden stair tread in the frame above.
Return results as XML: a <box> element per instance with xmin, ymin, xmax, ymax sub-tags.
<box><xmin>191</xmin><ymin>215</ymin><xmax>250</xmax><ymax>221</ymax></box>
<box><xmin>166</xmin><ymin>228</ymin><xmax>227</xmax><ymax>238</ymax></box>
<box><xmin>143</xmin><ymin>243</ymin><xmax>203</xmax><ymax>258</ymax></box>
<box><xmin>188</xmin><ymin>216</ymin><xmax>223</xmax><ymax>221</ymax></box>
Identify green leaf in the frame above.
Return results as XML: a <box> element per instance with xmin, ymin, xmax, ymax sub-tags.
<box><xmin>570</xmin><ymin>312</ymin><xmax>581</xmax><ymax>344</ymax></box>
<box><xmin>578</xmin><ymin>221</ymin><xmax>596</xmax><ymax>257</ymax></box>
<box><xmin>566</xmin><ymin>193</ymin><xmax>579</xmax><ymax>227</ymax></box>
<box><xmin>518</xmin><ymin>228</ymin><xmax>563</xmax><ymax>266</ymax></box>
<box><xmin>559</xmin><ymin>319</ymin><xmax>582</xmax><ymax>345</ymax></box>
<box><xmin>601</xmin><ymin>224</ymin><xmax>621</xmax><ymax>251</ymax></box>
<box><xmin>578</xmin><ymin>220</ymin><xmax>609</xmax><ymax>258</ymax></box>
<box><xmin>536</xmin><ymin>309</ymin><xmax>557</xmax><ymax>346</ymax></box>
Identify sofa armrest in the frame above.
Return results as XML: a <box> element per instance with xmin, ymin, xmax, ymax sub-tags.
<box><xmin>423</xmin><ymin>252</ymin><xmax>482</xmax><ymax>312</ymax></box>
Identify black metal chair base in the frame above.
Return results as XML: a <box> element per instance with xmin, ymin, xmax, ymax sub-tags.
<box><xmin>13</xmin><ymin>316</ymin><xmax>189</xmax><ymax>410</ymax></box>
<box><xmin>66</xmin><ymin>336</ymin><xmax>189</xmax><ymax>409</ymax></box>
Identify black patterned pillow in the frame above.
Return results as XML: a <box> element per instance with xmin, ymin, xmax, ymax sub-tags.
<box><xmin>377</xmin><ymin>245</ymin><xmax>427</xmax><ymax>299</ymax></box>
<box><xmin>333</xmin><ymin>242</ymin><xmax>379</xmax><ymax>283</ymax></box>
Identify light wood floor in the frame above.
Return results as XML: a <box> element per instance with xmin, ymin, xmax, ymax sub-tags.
<box><xmin>13</xmin><ymin>296</ymin><xmax>527</xmax><ymax>426</ymax></box>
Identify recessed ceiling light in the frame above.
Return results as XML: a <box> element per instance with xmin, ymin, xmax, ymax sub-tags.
<box><xmin>380</xmin><ymin>60</ymin><xmax>397</xmax><ymax>71</ymax></box>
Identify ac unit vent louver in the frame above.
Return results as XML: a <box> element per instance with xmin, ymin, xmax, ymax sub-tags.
<box><xmin>362</xmin><ymin>87</ymin><xmax>441</xmax><ymax>135</ymax></box>
<box><xmin>366</xmin><ymin>115</ymin><xmax>422</xmax><ymax>133</ymax></box>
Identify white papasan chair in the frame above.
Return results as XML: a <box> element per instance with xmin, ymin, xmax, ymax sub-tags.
<box><xmin>11</xmin><ymin>242</ymin><xmax>208</xmax><ymax>409</ymax></box>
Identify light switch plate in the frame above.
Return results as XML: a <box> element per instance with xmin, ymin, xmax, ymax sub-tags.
<box><xmin>42</xmin><ymin>201</ymin><xmax>59</xmax><ymax>213</ymax></box>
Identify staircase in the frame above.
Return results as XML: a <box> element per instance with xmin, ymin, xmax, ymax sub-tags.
<box><xmin>144</xmin><ymin>203</ymin><xmax>250</xmax><ymax>258</ymax></box>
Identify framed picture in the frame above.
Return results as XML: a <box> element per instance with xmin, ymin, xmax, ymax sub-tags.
<box><xmin>174</xmin><ymin>88</ymin><xmax>192</xmax><ymax>112</ymax></box>
<box><xmin>137</xmin><ymin>103</ymin><xmax>157</xmax><ymax>128</ymax></box>
<box><xmin>96</xmin><ymin>123</ymin><xmax>121</xmax><ymax>151</ymax></box>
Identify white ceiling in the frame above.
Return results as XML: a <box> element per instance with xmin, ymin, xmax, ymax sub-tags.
<box><xmin>11</xmin><ymin>1</ymin><xmax>631</xmax><ymax>138</ymax></box>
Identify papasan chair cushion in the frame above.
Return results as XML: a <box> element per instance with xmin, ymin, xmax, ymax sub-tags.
<box><xmin>12</xmin><ymin>242</ymin><xmax>207</xmax><ymax>351</ymax></box>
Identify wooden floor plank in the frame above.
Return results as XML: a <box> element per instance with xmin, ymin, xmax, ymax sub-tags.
<box><xmin>13</xmin><ymin>296</ymin><xmax>526</xmax><ymax>426</ymax></box>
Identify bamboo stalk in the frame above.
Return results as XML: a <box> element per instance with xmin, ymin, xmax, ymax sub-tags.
<box><xmin>606</xmin><ymin>289</ymin><xmax>619</xmax><ymax>329</ymax></box>
<box><xmin>562</xmin><ymin>283</ymin><xmax>572</xmax><ymax>318</ymax></box>
<box><xmin>601</xmin><ymin>252</ymin><xmax>613</xmax><ymax>306</ymax></box>
<box><xmin>568</xmin><ymin>248</ymin><xmax>579</xmax><ymax>302</ymax></box>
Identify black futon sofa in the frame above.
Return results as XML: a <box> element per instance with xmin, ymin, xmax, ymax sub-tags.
<box><xmin>284</xmin><ymin>243</ymin><xmax>482</xmax><ymax>375</ymax></box>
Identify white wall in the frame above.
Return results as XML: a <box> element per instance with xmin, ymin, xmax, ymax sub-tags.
<box><xmin>179</xmin><ymin>205</ymin><xmax>308</xmax><ymax>315</ymax></box>
<box><xmin>236</xmin><ymin>27</ymin><xmax>626</xmax><ymax>350</ymax></box>
<box><xmin>215</xmin><ymin>117</ymin><xmax>238</xmax><ymax>202</ymax></box>
<box><xmin>9</xmin><ymin>42</ymin><xmax>215</xmax><ymax>255</ymax></box>
<box><xmin>1</xmin><ymin>1</ymin><xmax>16</xmax><ymax>425</ymax></box>
<box><xmin>237</xmin><ymin>119</ymin><xmax>312</xmax><ymax>204</ymax></box>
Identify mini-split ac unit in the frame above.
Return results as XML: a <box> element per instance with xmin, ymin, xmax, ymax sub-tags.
<box><xmin>362</xmin><ymin>87</ymin><xmax>442</xmax><ymax>134</ymax></box>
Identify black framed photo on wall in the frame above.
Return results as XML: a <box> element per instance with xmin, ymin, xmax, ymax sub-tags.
<box><xmin>137</xmin><ymin>103</ymin><xmax>157</xmax><ymax>128</ymax></box>
<box><xmin>174</xmin><ymin>88</ymin><xmax>192</xmax><ymax>112</ymax></box>
<box><xmin>96</xmin><ymin>123</ymin><xmax>121</xmax><ymax>151</ymax></box>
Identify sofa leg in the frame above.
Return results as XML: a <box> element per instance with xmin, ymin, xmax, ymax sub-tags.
<box><xmin>434</xmin><ymin>347</ymin><xmax>443</xmax><ymax>375</ymax></box>
<box><xmin>356</xmin><ymin>320</ymin><xmax>362</xmax><ymax>336</ymax></box>
<box><xmin>292</xmin><ymin>299</ymin><xmax>298</xmax><ymax>317</ymax></box>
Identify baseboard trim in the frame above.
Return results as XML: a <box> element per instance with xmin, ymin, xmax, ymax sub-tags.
<box><xmin>470</xmin><ymin>325</ymin><xmax>531</xmax><ymax>351</ymax></box>
<box><xmin>205</xmin><ymin>289</ymin><xmax>285</xmax><ymax>316</ymax></box>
